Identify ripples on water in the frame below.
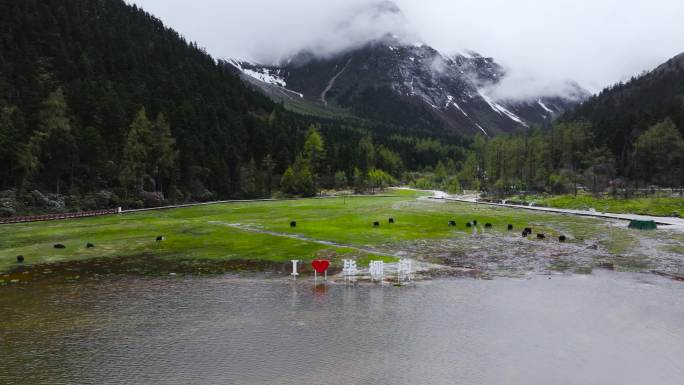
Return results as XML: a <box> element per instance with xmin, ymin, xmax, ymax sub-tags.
<box><xmin>1</xmin><ymin>272</ymin><xmax>684</xmax><ymax>385</ymax></box>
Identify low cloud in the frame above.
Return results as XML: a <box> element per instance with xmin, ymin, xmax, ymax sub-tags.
<box><xmin>482</xmin><ymin>69</ymin><xmax>588</xmax><ymax>102</ymax></box>
<box><xmin>130</xmin><ymin>0</ymin><xmax>684</xmax><ymax>99</ymax></box>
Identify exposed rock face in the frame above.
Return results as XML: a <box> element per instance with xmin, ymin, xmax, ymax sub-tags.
<box><xmin>231</xmin><ymin>36</ymin><xmax>588</xmax><ymax>136</ymax></box>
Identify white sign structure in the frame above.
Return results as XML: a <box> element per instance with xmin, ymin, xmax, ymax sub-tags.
<box><xmin>342</xmin><ymin>259</ymin><xmax>359</xmax><ymax>280</ymax></box>
<box><xmin>369</xmin><ymin>261</ymin><xmax>384</xmax><ymax>282</ymax></box>
<box><xmin>290</xmin><ymin>260</ymin><xmax>300</xmax><ymax>277</ymax></box>
<box><xmin>397</xmin><ymin>259</ymin><xmax>412</xmax><ymax>281</ymax></box>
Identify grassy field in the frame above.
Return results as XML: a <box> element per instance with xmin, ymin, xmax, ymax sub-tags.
<box><xmin>520</xmin><ymin>194</ymin><xmax>684</xmax><ymax>217</ymax></box>
<box><xmin>1</xmin><ymin>189</ymin><xmax>682</xmax><ymax>278</ymax></box>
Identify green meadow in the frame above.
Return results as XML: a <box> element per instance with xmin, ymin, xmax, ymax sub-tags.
<box><xmin>0</xmin><ymin>189</ymin><xmax>681</xmax><ymax>275</ymax></box>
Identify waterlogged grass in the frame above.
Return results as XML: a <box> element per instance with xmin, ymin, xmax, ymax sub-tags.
<box><xmin>524</xmin><ymin>193</ymin><xmax>684</xmax><ymax>217</ymax></box>
<box><xmin>0</xmin><ymin>189</ymin><xmax>681</xmax><ymax>275</ymax></box>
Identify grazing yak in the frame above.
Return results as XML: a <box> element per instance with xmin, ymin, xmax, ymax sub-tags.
<box><xmin>485</xmin><ymin>223</ymin><xmax>492</xmax><ymax>229</ymax></box>
<box><xmin>508</xmin><ymin>224</ymin><xmax>514</xmax><ymax>231</ymax></box>
<box><xmin>389</xmin><ymin>218</ymin><xmax>395</xmax><ymax>224</ymax></box>
<box><xmin>290</xmin><ymin>221</ymin><xmax>297</xmax><ymax>228</ymax></box>
<box><xmin>156</xmin><ymin>236</ymin><xmax>164</xmax><ymax>242</ymax></box>
<box><xmin>559</xmin><ymin>235</ymin><xmax>567</xmax><ymax>242</ymax></box>
<box><xmin>16</xmin><ymin>255</ymin><xmax>24</xmax><ymax>263</ymax></box>
<box><xmin>86</xmin><ymin>243</ymin><xmax>95</xmax><ymax>248</ymax></box>
<box><xmin>537</xmin><ymin>234</ymin><xmax>546</xmax><ymax>240</ymax></box>
<box><xmin>448</xmin><ymin>220</ymin><xmax>456</xmax><ymax>227</ymax></box>
<box><xmin>54</xmin><ymin>244</ymin><xmax>66</xmax><ymax>249</ymax></box>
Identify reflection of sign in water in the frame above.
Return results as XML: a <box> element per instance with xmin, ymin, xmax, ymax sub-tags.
<box><xmin>313</xmin><ymin>283</ymin><xmax>328</xmax><ymax>296</ymax></box>
<box><xmin>291</xmin><ymin>260</ymin><xmax>300</xmax><ymax>277</ymax></box>
<box><xmin>397</xmin><ymin>259</ymin><xmax>412</xmax><ymax>281</ymax></box>
<box><xmin>369</xmin><ymin>261</ymin><xmax>384</xmax><ymax>281</ymax></box>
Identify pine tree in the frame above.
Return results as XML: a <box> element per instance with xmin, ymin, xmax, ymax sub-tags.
<box><xmin>149</xmin><ymin>113</ymin><xmax>178</xmax><ymax>195</ymax></box>
<box><xmin>32</xmin><ymin>88</ymin><xmax>77</xmax><ymax>193</ymax></box>
<box><xmin>0</xmin><ymin>104</ymin><xmax>23</xmax><ymax>187</ymax></box>
<box><xmin>261</xmin><ymin>154</ymin><xmax>276</xmax><ymax>197</ymax></box>
<box><xmin>120</xmin><ymin>108</ymin><xmax>152</xmax><ymax>199</ymax></box>
<box><xmin>303</xmin><ymin>124</ymin><xmax>326</xmax><ymax>194</ymax></box>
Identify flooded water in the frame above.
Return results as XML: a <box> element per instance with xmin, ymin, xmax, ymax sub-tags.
<box><xmin>2</xmin><ymin>272</ymin><xmax>684</xmax><ymax>385</ymax></box>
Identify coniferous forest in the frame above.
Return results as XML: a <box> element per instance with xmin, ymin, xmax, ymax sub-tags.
<box><xmin>0</xmin><ymin>0</ymin><xmax>467</xmax><ymax>215</ymax></box>
<box><xmin>0</xmin><ymin>0</ymin><xmax>683</xmax><ymax>217</ymax></box>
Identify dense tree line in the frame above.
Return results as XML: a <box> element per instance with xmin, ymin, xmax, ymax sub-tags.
<box><xmin>454</xmin><ymin>120</ymin><xmax>684</xmax><ymax>197</ymax></box>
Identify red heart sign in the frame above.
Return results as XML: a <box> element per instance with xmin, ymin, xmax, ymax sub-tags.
<box><xmin>311</xmin><ymin>260</ymin><xmax>330</xmax><ymax>274</ymax></box>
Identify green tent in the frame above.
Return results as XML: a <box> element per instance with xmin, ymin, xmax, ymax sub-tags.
<box><xmin>628</xmin><ymin>220</ymin><xmax>657</xmax><ymax>230</ymax></box>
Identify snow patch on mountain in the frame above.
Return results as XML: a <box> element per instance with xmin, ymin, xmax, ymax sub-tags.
<box><xmin>537</xmin><ymin>99</ymin><xmax>554</xmax><ymax>114</ymax></box>
<box><xmin>474</xmin><ymin>123</ymin><xmax>488</xmax><ymax>136</ymax></box>
<box><xmin>478</xmin><ymin>90</ymin><xmax>529</xmax><ymax>127</ymax></box>
<box><xmin>229</xmin><ymin>59</ymin><xmax>287</xmax><ymax>87</ymax></box>
<box><xmin>446</xmin><ymin>95</ymin><xmax>468</xmax><ymax>117</ymax></box>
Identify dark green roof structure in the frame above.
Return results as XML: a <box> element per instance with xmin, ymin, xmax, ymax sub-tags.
<box><xmin>628</xmin><ymin>220</ymin><xmax>658</xmax><ymax>230</ymax></box>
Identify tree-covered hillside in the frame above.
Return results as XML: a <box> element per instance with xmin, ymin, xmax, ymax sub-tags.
<box><xmin>0</xmin><ymin>0</ymin><xmax>280</xmax><ymax>198</ymax></box>
<box><xmin>412</xmin><ymin>53</ymin><xmax>684</xmax><ymax>197</ymax></box>
<box><xmin>0</xmin><ymin>0</ymin><xmax>468</xmax><ymax>215</ymax></box>
<box><xmin>561</xmin><ymin>53</ymin><xmax>684</xmax><ymax>174</ymax></box>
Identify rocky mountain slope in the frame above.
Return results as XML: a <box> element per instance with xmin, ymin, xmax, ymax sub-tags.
<box><xmin>230</xmin><ymin>36</ymin><xmax>588</xmax><ymax>136</ymax></box>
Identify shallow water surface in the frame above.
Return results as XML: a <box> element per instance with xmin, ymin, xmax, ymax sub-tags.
<box><xmin>1</xmin><ymin>272</ymin><xmax>683</xmax><ymax>385</ymax></box>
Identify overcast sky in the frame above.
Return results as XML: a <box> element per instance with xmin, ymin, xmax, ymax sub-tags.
<box><xmin>129</xmin><ymin>0</ymin><xmax>684</xmax><ymax>95</ymax></box>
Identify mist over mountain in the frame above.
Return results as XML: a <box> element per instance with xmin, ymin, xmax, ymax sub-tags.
<box><xmin>230</xmin><ymin>1</ymin><xmax>587</xmax><ymax>107</ymax></box>
<box><xmin>231</xmin><ymin>32</ymin><xmax>589</xmax><ymax>135</ymax></box>
<box><xmin>131</xmin><ymin>0</ymin><xmax>684</xmax><ymax>101</ymax></box>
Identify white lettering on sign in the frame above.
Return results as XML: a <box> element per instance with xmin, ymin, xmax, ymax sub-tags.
<box><xmin>397</xmin><ymin>259</ymin><xmax>412</xmax><ymax>281</ymax></box>
<box><xmin>342</xmin><ymin>259</ymin><xmax>358</xmax><ymax>276</ymax></box>
<box><xmin>342</xmin><ymin>259</ymin><xmax>359</xmax><ymax>283</ymax></box>
<box><xmin>369</xmin><ymin>261</ymin><xmax>384</xmax><ymax>281</ymax></box>
<box><xmin>290</xmin><ymin>260</ymin><xmax>300</xmax><ymax>277</ymax></box>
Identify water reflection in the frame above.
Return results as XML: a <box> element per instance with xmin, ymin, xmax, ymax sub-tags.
<box><xmin>1</xmin><ymin>272</ymin><xmax>684</xmax><ymax>385</ymax></box>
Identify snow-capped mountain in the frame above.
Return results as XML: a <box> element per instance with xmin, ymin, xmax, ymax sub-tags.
<box><xmin>229</xmin><ymin>14</ymin><xmax>588</xmax><ymax>135</ymax></box>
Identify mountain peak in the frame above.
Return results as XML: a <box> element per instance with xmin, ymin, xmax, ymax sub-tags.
<box><xmin>370</xmin><ymin>0</ymin><xmax>403</xmax><ymax>17</ymax></box>
<box><xmin>231</xmin><ymin>40</ymin><xmax>588</xmax><ymax>136</ymax></box>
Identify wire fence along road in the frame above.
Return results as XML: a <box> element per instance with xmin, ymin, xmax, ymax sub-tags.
<box><xmin>0</xmin><ymin>208</ymin><xmax>121</xmax><ymax>225</ymax></box>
